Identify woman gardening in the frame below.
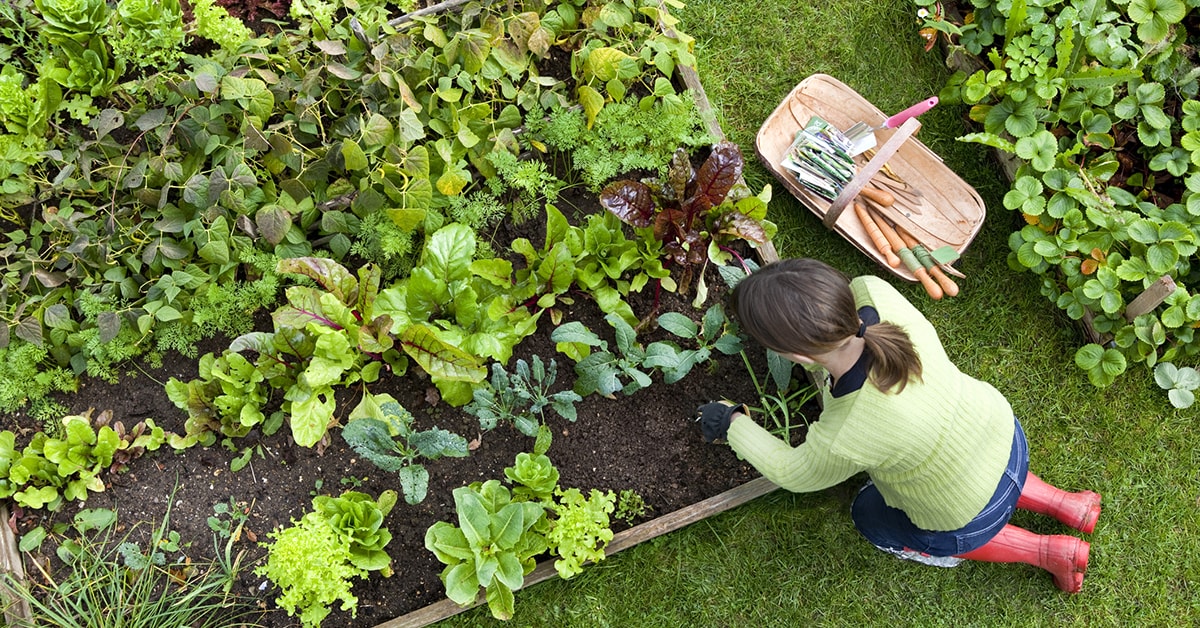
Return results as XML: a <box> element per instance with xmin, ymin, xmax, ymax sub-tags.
<box><xmin>698</xmin><ymin>258</ymin><xmax>1101</xmax><ymax>592</ymax></box>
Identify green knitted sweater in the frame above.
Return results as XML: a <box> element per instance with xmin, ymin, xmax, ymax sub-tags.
<box><xmin>727</xmin><ymin>275</ymin><xmax>1015</xmax><ymax>531</ymax></box>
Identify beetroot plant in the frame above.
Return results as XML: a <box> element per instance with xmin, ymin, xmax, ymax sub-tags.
<box><xmin>599</xmin><ymin>141</ymin><xmax>774</xmax><ymax>304</ymax></box>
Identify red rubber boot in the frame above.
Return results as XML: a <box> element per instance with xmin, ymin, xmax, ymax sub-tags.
<box><xmin>1017</xmin><ymin>473</ymin><xmax>1102</xmax><ymax>534</ymax></box>
<box><xmin>955</xmin><ymin>524</ymin><xmax>1090</xmax><ymax>593</ymax></box>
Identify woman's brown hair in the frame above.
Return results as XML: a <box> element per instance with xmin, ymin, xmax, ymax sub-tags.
<box><xmin>730</xmin><ymin>258</ymin><xmax>922</xmax><ymax>393</ymax></box>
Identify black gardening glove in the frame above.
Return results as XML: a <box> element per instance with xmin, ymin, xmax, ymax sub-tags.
<box><xmin>696</xmin><ymin>401</ymin><xmax>747</xmax><ymax>443</ymax></box>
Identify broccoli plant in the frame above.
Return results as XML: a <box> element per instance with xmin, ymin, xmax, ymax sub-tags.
<box><xmin>643</xmin><ymin>304</ymin><xmax>743</xmax><ymax>383</ymax></box>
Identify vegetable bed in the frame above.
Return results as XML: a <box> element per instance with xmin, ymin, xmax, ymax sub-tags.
<box><xmin>0</xmin><ymin>1</ymin><xmax>814</xmax><ymax>625</ymax></box>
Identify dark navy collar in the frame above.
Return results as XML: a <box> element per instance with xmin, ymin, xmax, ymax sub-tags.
<box><xmin>830</xmin><ymin>306</ymin><xmax>880</xmax><ymax>398</ymax></box>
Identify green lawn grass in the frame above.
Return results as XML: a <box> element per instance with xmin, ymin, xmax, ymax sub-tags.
<box><xmin>432</xmin><ymin>0</ymin><xmax>1200</xmax><ymax>625</ymax></box>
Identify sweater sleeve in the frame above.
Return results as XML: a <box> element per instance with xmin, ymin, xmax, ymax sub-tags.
<box><xmin>726</xmin><ymin>413</ymin><xmax>865</xmax><ymax>493</ymax></box>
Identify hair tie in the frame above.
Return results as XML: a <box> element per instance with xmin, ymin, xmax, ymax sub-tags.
<box><xmin>855</xmin><ymin>321</ymin><xmax>867</xmax><ymax>338</ymax></box>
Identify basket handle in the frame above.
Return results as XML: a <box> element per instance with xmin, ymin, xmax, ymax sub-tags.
<box><xmin>822</xmin><ymin>117</ymin><xmax>921</xmax><ymax>229</ymax></box>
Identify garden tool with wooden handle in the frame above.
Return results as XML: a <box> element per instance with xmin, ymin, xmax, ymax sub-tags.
<box><xmin>853</xmin><ymin>186</ymin><xmax>900</xmax><ymax>265</ymax></box>
<box><xmin>896</xmin><ymin>225</ymin><xmax>959</xmax><ymax>297</ymax></box>
<box><xmin>869</xmin><ymin>207</ymin><xmax>943</xmax><ymax>300</ymax></box>
<box><xmin>855</xmin><ymin>201</ymin><xmax>901</xmax><ymax>268</ymax></box>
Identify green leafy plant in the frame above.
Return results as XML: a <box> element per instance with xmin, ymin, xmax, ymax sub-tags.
<box><xmin>614</xmin><ymin>488</ymin><xmax>649</xmax><ymax>526</ymax></box>
<box><xmin>312</xmin><ymin>489</ymin><xmax>398</xmax><ymax>574</ymax></box>
<box><xmin>601</xmin><ymin>141</ymin><xmax>775</xmax><ymax>300</ymax></box>
<box><xmin>0</xmin><ymin>410</ymin><xmax>167</xmax><ymax>510</ymax></box>
<box><xmin>569</xmin><ymin>0</ymin><xmax>695</xmax><ymax>126</ymax></box>
<box><xmin>256</xmin><ymin>490</ymin><xmax>396</xmax><ymax>627</ymax></box>
<box><xmin>466</xmin><ymin>355</ymin><xmax>582</xmax><ymax>437</ymax></box>
<box><xmin>375</xmin><ymin>222</ymin><xmax>538</xmax><ymax>405</ymax></box>
<box><xmin>33</xmin><ymin>0</ymin><xmax>110</xmax><ymax>44</ymax></box>
<box><xmin>341</xmin><ymin>392</ymin><xmax>469</xmax><ymax>504</ymax></box>
<box><xmin>1153</xmin><ymin>361</ymin><xmax>1200</xmax><ymax>409</ymax></box>
<box><xmin>545</xmin><ymin>486</ymin><xmax>615</xmax><ymax>579</ymax></box>
<box><xmin>530</xmin><ymin>96</ymin><xmax>714</xmax><ymax>192</ymax></box>
<box><xmin>551</xmin><ymin>313</ymin><xmax>653</xmax><ymax>397</ymax></box>
<box><xmin>43</xmin><ymin>39</ymin><xmax>123</xmax><ymax>98</ymax></box>
<box><xmin>190</xmin><ymin>0</ymin><xmax>254</xmax><ymax>51</ymax></box>
<box><xmin>740</xmin><ymin>347</ymin><xmax>819</xmax><ymax>442</ymax></box>
<box><xmin>427</xmin><ymin>444</ymin><xmax>622</xmax><ymax>619</ymax></box>
<box><xmin>169</xmin><ymin>257</ymin><xmax>407</xmax><ymax>448</ymax></box>
<box><xmin>112</xmin><ymin>0</ymin><xmax>185</xmax><ymax>72</ymax></box>
<box><xmin>936</xmin><ymin>0</ymin><xmax>1200</xmax><ymax>386</ymax></box>
<box><xmin>644</xmin><ymin>304</ymin><xmax>743</xmax><ymax>383</ymax></box>
<box><xmin>424</xmin><ymin>479</ymin><xmax>550</xmax><ymax>621</ymax></box>
<box><xmin>503</xmin><ymin>450</ymin><xmax>559</xmax><ymax>503</ymax></box>
<box><xmin>6</xmin><ymin>501</ymin><xmax>264</xmax><ymax>627</ymax></box>
<box><xmin>486</xmin><ymin>149</ymin><xmax>564</xmax><ymax>224</ymax></box>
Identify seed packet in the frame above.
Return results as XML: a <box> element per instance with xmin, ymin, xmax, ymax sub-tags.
<box><xmin>779</xmin><ymin>116</ymin><xmax>857</xmax><ymax>201</ymax></box>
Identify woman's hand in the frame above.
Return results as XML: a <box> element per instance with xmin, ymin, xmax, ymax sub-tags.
<box><xmin>695</xmin><ymin>400</ymin><xmax>748</xmax><ymax>443</ymax></box>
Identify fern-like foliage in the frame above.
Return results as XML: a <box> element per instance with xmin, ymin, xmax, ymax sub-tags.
<box><xmin>0</xmin><ymin>343</ymin><xmax>76</xmax><ymax>413</ymax></box>
<box><xmin>533</xmin><ymin>96</ymin><xmax>713</xmax><ymax>192</ymax></box>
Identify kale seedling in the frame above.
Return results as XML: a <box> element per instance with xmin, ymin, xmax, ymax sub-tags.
<box><xmin>340</xmin><ymin>393</ymin><xmax>468</xmax><ymax>505</ymax></box>
<box><xmin>644</xmin><ymin>304</ymin><xmax>743</xmax><ymax>383</ymax></box>
<box><xmin>465</xmin><ymin>355</ymin><xmax>582</xmax><ymax>437</ymax></box>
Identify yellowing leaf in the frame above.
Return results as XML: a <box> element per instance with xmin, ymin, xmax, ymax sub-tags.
<box><xmin>577</xmin><ymin>85</ymin><xmax>605</xmax><ymax>129</ymax></box>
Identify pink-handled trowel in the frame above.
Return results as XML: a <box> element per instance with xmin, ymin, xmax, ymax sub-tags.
<box><xmin>845</xmin><ymin>97</ymin><xmax>938</xmax><ymax>156</ymax></box>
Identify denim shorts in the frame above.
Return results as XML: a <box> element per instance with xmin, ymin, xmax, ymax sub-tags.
<box><xmin>850</xmin><ymin>418</ymin><xmax>1029</xmax><ymax>557</ymax></box>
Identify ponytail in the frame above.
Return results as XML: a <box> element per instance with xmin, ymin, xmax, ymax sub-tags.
<box><xmin>732</xmin><ymin>258</ymin><xmax>921</xmax><ymax>393</ymax></box>
<box><xmin>860</xmin><ymin>323</ymin><xmax>921</xmax><ymax>393</ymax></box>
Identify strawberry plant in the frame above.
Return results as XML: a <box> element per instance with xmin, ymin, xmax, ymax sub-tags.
<box><xmin>933</xmin><ymin>0</ymin><xmax>1200</xmax><ymax>388</ymax></box>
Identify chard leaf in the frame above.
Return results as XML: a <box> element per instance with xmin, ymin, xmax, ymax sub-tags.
<box><xmin>286</xmin><ymin>385</ymin><xmax>335</xmax><ymax>447</ymax></box>
<box><xmin>425</xmin><ymin>223</ymin><xmax>476</xmax><ymax>285</ymax></box>
<box><xmin>277</xmin><ymin>257</ymin><xmax>358</xmax><ymax>306</ymax></box>
<box><xmin>399</xmin><ymin>324</ymin><xmax>486</xmax><ymax>382</ymax></box>
<box><xmin>600</xmin><ymin>180</ymin><xmax>655</xmax><ymax>227</ymax></box>
<box><xmin>685</xmin><ymin>141</ymin><xmax>742</xmax><ymax>215</ymax></box>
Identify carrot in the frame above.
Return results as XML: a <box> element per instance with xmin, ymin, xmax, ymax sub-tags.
<box><xmin>855</xmin><ymin>202</ymin><xmax>901</xmax><ymax>267</ymax></box>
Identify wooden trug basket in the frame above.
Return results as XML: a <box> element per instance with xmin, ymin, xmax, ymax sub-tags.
<box><xmin>755</xmin><ymin>74</ymin><xmax>986</xmax><ymax>281</ymax></box>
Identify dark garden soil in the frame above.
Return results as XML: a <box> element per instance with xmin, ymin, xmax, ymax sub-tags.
<box><xmin>1</xmin><ymin>188</ymin><xmax>816</xmax><ymax>626</ymax></box>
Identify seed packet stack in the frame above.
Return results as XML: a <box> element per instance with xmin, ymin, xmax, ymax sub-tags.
<box><xmin>779</xmin><ymin>116</ymin><xmax>857</xmax><ymax>201</ymax></box>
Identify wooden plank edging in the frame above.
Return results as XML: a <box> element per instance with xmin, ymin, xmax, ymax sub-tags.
<box><xmin>373</xmin><ymin>476</ymin><xmax>779</xmax><ymax>628</ymax></box>
<box><xmin>0</xmin><ymin>503</ymin><xmax>32</xmax><ymax>625</ymax></box>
